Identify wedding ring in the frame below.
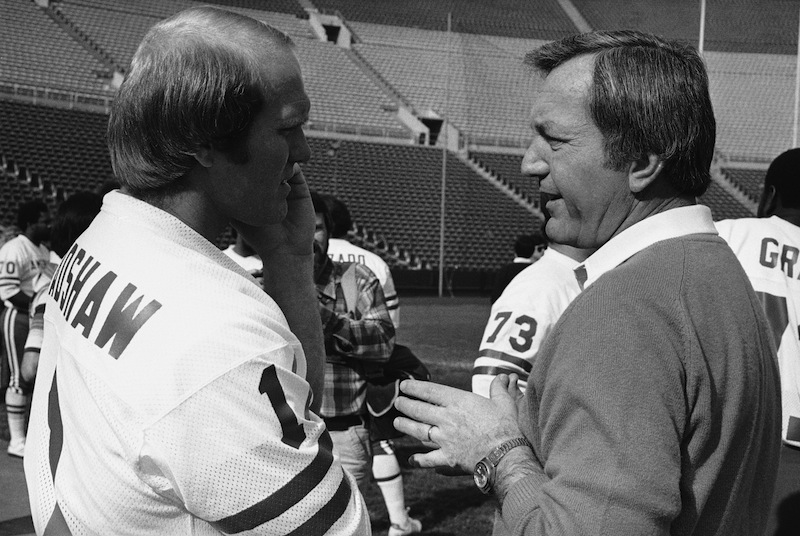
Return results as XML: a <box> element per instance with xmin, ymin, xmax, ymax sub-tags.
<box><xmin>427</xmin><ymin>424</ymin><xmax>436</xmax><ymax>442</ymax></box>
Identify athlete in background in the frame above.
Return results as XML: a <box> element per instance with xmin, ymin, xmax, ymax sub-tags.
<box><xmin>716</xmin><ymin>147</ymin><xmax>800</xmax><ymax>534</ymax></box>
<box><xmin>472</xmin><ymin>242</ymin><xmax>593</xmax><ymax>398</ymax></box>
<box><xmin>324</xmin><ymin>194</ymin><xmax>399</xmax><ymax>327</ymax></box>
<box><xmin>21</xmin><ymin>191</ymin><xmax>103</xmax><ymax>384</ymax></box>
<box><xmin>0</xmin><ymin>199</ymin><xmax>50</xmax><ymax>458</ymax></box>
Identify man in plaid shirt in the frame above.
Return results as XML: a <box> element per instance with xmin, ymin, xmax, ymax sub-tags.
<box><xmin>312</xmin><ymin>190</ymin><xmax>395</xmax><ymax>492</ymax></box>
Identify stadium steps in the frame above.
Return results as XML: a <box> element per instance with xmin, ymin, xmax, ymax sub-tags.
<box><xmin>459</xmin><ymin>152</ymin><xmax>542</xmax><ymax>219</ymax></box>
<box><xmin>45</xmin><ymin>4</ymin><xmax>121</xmax><ymax>75</ymax></box>
<box><xmin>713</xmin><ymin>173</ymin><xmax>757</xmax><ymax>215</ymax></box>
<box><xmin>344</xmin><ymin>46</ymin><xmax>415</xmax><ymax>114</ymax></box>
<box><xmin>710</xmin><ymin>158</ymin><xmax>758</xmax><ymax>214</ymax></box>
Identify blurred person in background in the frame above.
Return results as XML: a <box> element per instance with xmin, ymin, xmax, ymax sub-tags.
<box><xmin>489</xmin><ymin>232</ymin><xmax>547</xmax><ymax>304</ymax></box>
<box><xmin>716</xmin><ymin>147</ymin><xmax>800</xmax><ymax>534</ymax></box>
<box><xmin>21</xmin><ymin>191</ymin><xmax>103</xmax><ymax>384</ymax></box>
<box><xmin>0</xmin><ymin>199</ymin><xmax>51</xmax><ymax>458</ymax></box>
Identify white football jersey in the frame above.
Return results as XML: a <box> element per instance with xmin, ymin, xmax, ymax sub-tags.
<box><xmin>717</xmin><ymin>216</ymin><xmax>800</xmax><ymax>447</ymax></box>
<box><xmin>25</xmin><ymin>192</ymin><xmax>369</xmax><ymax>535</ymax></box>
<box><xmin>0</xmin><ymin>234</ymin><xmax>50</xmax><ymax>307</ymax></box>
<box><xmin>472</xmin><ymin>248</ymin><xmax>582</xmax><ymax>398</ymax></box>
<box><xmin>327</xmin><ymin>238</ymin><xmax>399</xmax><ymax>328</ymax></box>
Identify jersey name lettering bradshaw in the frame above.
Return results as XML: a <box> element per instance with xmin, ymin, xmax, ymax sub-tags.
<box><xmin>48</xmin><ymin>242</ymin><xmax>162</xmax><ymax>359</ymax></box>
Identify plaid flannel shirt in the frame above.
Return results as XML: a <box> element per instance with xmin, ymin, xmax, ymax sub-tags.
<box><xmin>316</xmin><ymin>258</ymin><xmax>395</xmax><ymax>418</ymax></box>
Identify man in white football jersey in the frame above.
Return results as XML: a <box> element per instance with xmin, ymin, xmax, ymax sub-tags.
<box><xmin>716</xmin><ymin>148</ymin><xmax>800</xmax><ymax>534</ymax></box>
<box><xmin>324</xmin><ymin>194</ymin><xmax>399</xmax><ymax>327</ymax></box>
<box><xmin>24</xmin><ymin>7</ymin><xmax>369</xmax><ymax>535</ymax></box>
<box><xmin>0</xmin><ymin>199</ymin><xmax>51</xmax><ymax>458</ymax></box>
<box><xmin>472</xmin><ymin>242</ymin><xmax>593</xmax><ymax>399</ymax></box>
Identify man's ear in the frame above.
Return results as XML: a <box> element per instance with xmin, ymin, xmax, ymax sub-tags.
<box><xmin>628</xmin><ymin>154</ymin><xmax>663</xmax><ymax>194</ymax></box>
<box><xmin>193</xmin><ymin>146</ymin><xmax>214</xmax><ymax>168</ymax></box>
<box><xmin>757</xmin><ymin>184</ymin><xmax>778</xmax><ymax>217</ymax></box>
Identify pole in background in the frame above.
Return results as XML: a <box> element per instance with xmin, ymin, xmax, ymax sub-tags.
<box><xmin>698</xmin><ymin>0</ymin><xmax>706</xmax><ymax>55</ymax></box>
<box><xmin>438</xmin><ymin>12</ymin><xmax>451</xmax><ymax>298</ymax></box>
<box><xmin>793</xmin><ymin>4</ymin><xmax>800</xmax><ymax>147</ymax></box>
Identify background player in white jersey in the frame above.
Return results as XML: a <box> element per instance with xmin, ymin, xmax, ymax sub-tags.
<box><xmin>24</xmin><ymin>7</ymin><xmax>369</xmax><ymax>535</ymax></box>
<box><xmin>472</xmin><ymin>242</ymin><xmax>593</xmax><ymax>398</ymax></box>
<box><xmin>321</xmin><ymin>193</ymin><xmax>420</xmax><ymax>535</ymax></box>
<box><xmin>324</xmin><ymin>194</ymin><xmax>399</xmax><ymax>327</ymax></box>
<box><xmin>0</xmin><ymin>199</ymin><xmax>51</xmax><ymax>458</ymax></box>
<box><xmin>223</xmin><ymin>229</ymin><xmax>264</xmax><ymax>285</ymax></box>
<box><xmin>716</xmin><ymin>147</ymin><xmax>800</xmax><ymax>534</ymax></box>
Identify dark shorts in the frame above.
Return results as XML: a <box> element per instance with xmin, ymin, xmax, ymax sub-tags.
<box><xmin>366</xmin><ymin>380</ymin><xmax>403</xmax><ymax>441</ymax></box>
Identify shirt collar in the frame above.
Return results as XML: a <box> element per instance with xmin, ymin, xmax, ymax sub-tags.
<box><xmin>315</xmin><ymin>256</ymin><xmax>337</xmax><ymax>299</ymax></box>
<box><xmin>576</xmin><ymin>205</ymin><xmax>717</xmax><ymax>290</ymax></box>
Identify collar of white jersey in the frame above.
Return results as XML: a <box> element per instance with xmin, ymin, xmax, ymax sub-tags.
<box><xmin>102</xmin><ymin>190</ymin><xmax>230</xmax><ymax>263</ymax></box>
<box><xmin>576</xmin><ymin>204</ymin><xmax>717</xmax><ymax>290</ymax></box>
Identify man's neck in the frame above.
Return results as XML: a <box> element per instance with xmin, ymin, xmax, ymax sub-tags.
<box><xmin>127</xmin><ymin>185</ymin><xmax>225</xmax><ymax>243</ymax></box>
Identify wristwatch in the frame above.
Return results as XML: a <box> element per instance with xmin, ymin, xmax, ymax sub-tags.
<box><xmin>473</xmin><ymin>437</ymin><xmax>533</xmax><ymax>495</ymax></box>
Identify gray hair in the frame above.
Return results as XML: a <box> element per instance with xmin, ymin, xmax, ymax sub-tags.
<box><xmin>525</xmin><ymin>30</ymin><xmax>716</xmax><ymax>196</ymax></box>
<box><xmin>107</xmin><ymin>6</ymin><xmax>294</xmax><ymax>194</ymax></box>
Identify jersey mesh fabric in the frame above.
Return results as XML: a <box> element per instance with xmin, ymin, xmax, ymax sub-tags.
<box><xmin>25</xmin><ymin>191</ymin><xmax>369</xmax><ymax>535</ymax></box>
<box><xmin>717</xmin><ymin>215</ymin><xmax>800</xmax><ymax>447</ymax></box>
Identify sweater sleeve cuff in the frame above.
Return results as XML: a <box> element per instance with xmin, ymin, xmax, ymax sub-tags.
<box><xmin>501</xmin><ymin>470</ymin><xmax>550</xmax><ymax>530</ymax></box>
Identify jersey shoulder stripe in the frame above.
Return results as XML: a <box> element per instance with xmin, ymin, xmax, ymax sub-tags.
<box><xmin>473</xmin><ymin>365</ymin><xmax>529</xmax><ymax>382</ymax></box>
<box><xmin>477</xmin><ymin>348</ymin><xmax>533</xmax><ymax>373</ymax></box>
<box><xmin>285</xmin><ymin>475</ymin><xmax>352</xmax><ymax>536</ymax></box>
<box><xmin>211</xmin><ymin>431</ymin><xmax>345</xmax><ymax>533</ymax></box>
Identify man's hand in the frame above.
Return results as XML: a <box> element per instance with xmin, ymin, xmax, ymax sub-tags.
<box><xmin>232</xmin><ymin>164</ymin><xmax>324</xmax><ymax>412</ymax></box>
<box><xmin>394</xmin><ymin>374</ymin><xmax>525</xmax><ymax>474</ymax></box>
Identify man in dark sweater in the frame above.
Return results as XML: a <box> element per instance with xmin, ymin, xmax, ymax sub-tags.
<box><xmin>394</xmin><ymin>30</ymin><xmax>781</xmax><ymax>536</ymax></box>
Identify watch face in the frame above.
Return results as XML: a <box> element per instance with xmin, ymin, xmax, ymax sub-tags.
<box><xmin>474</xmin><ymin>460</ymin><xmax>492</xmax><ymax>493</ymax></box>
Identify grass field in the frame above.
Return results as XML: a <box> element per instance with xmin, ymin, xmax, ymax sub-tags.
<box><xmin>1</xmin><ymin>295</ymin><xmax>496</xmax><ymax>535</ymax></box>
<box><xmin>365</xmin><ymin>295</ymin><xmax>496</xmax><ymax>536</ymax></box>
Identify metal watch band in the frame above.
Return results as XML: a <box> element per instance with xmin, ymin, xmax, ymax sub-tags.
<box><xmin>486</xmin><ymin>437</ymin><xmax>532</xmax><ymax>466</ymax></box>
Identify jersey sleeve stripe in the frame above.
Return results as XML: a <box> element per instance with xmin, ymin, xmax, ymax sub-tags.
<box><xmin>285</xmin><ymin>472</ymin><xmax>352</xmax><ymax>536</ymax></box>
<box><xmin>472</xmin><ymin>365</ymin><xmax>529</xmax><ymax>382</ymax></box>
<box><xmin>477</xmin><ymin>349</ymin><xmax>533</xmax><ymax>373</ymax></box>
<box><xmin>211</xmin><ymin>431</ymin><xmax>344</xmax><ymax>533</ymax></box>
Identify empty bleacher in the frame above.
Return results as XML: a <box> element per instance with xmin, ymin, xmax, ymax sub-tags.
<box><xmin>203</xmin><ymin>0</ymin><xmax>307</xmax><ymax>18</ymax></box>
<box><xmin>470</xmin><ymin>150</ymin><xmax>537</xmax><ymax>202</ymax></box>
<box><xmin>0</xmin><ymin>99</ymin><xmax>113</xmax><ymax>201</ymax></box>
<box><xmin>705</xmin><ymin>51</ymin><xmax>796</xmax><ymax>162</ymax></box>
<box><xmin>313</xmin><ymin>0</ymin><xmax>577</xmax><ymax>40</ymax></box>
<box><xmin>699</xmin><ymin>179</ymin><xmax>755</xmax><ymax>220</ymax></box>
<box><xmin>303</xmin><ymin>138</ymin><xmax>540</xmax><ymax>270</ymax></box>
<box><xmin>0</xmin><ymin>0</ymin><xmax>115</xmax><ymax>96</ymax></box>
<box><xmin>723</xmin><ymin>167</ymin><xmax>766</xmax><ymax>203</ymax></box>
<box><xmin>0</xmin><ymin>0</ymin><xmax>781</xmax><ymax>272</ymax></box>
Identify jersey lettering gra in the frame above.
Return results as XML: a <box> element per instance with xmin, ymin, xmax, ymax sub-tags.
<box><xmin>760</xmin><ymin>237</ymin><xmax>800</xmax><ymax>278</ymax></box>
<box><xmin>48</xmin><ymin>242</ymin><xmax>162</xmax><ymax>359</ymax></box>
